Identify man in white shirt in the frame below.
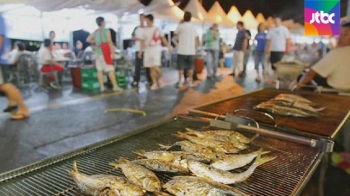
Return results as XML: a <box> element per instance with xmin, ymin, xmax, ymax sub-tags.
<box><xmin>138</xmin><ymin>14</ymin><xmax>172</xmax><ymax>90</ymax></box>
<box><xmin>299</xmin><ymin>22</ymin><xmax>350</xmax><ymax>90</ymax></box>
<box><xmin>173</xmin><ymin>11</ymin><xmax>199</xmax><ymax>88</ymax></box>
<box><xmin>38</xmin><ymin>39</ymin><xmax>64</xmax><ymax>89</ymax></box>
<box><xmin>131</xmin><ymin>14</ymin><xmax>152</xmax><ymax>87</ymax></box>
<box><xmin>265</xmin><ymin>15</ymin><xmax>290</xmax><ymax>79</ymax></box>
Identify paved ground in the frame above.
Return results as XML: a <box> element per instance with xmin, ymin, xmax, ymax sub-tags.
<box><xmin>0</xmin><ymin>64</ymin><xmax>349</xmax><ymax>196</ymax></box>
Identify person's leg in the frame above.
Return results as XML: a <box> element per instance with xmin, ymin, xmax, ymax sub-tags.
<box><xmin>177</xmin><ymin>55</ymin><xmax>185</xmax><ymax>85</ymax></box>
<box><xmin>231</xmin><ymin>50</ymin><xmax>237</xmax><ymax>76</ymax></box>
<box><xmin>96</xmin><ymin>56</ymin><xmax>106</xmax><ymax>91</ymax></box>
<box><xmin>206</xmin><ymin>50</ymin><xmax>213</xmax><ymax>77</ymax></box>
<box><xmin>187</xmin><ymin>55</ymin><xmax>195</xmax><ymax>83</ymax></box>
<box><xmin>0</xmin><ymin>83</ymin><xmax>29</xmax><ymax>119</ymax></box>
<box><xmin>242</xmin><ymin>52</ymin><xmax>250</xmax><ymax>76</ymax></box>
<box><xmin>254</xmin><ymin>51</ymin><xmax>260</xmax><ymax>81</ymax></box>
<box><xmin>133</xmin><ymin>52</ymin><xmax>142</xmax><ymax>86</ymax></box>
<box><xmin>237</xmin><ymin>51</ymin><xmax>244</xmax><ymax>76</ymax></box>
<box><xmin>213</xmin><ymin>50</ymin><xmax>219</xmax><ymax>76</ymax></box>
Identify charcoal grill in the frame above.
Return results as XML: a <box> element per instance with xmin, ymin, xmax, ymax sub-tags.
<box><xmin>0</xmin><ymin>116</ymin><xmax>322</xmax><ymax>196</ymax></box>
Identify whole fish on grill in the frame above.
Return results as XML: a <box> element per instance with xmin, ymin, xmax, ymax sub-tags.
<box><xmin>132</xmin><ymin>159</ymin><xmax>189</xmax><ymax>173</ymax></box>
<box><xmin>174</xmin><ymin>132</ymin><xmax>241</xmax><ymax>154</ymax></box>
<box><xmin>271</xmin><ymin>99</ymin><xmax>325</xmax><ymax>113</ymax></box>
<box><xmin>163</xmin><ymin>176</ymin><xmax>249</xmax><ymax>196</ymax></box>
<box><xmin>255</xmin><ymin>101</ymin><xmax>320</xmax><ymax>117</ymax></box>
<box><xmin>185</xmin><ymin>128</ymin><xmax>250</xmax><ymax>149</ymax></box>
<box><xmin>187</xmin><ymin>150</ymin><xmax>276</xmax><ymax>184</ymax></box>
<box><xmin>275</xmin><ymin>94</ymin><xmax>312</xmax><ymax>104</ymax></box>
<box><xmin>109</xmin><ymin>157</ymin><xmax>161</xmax><ymax>192</ymax></box>
<box><xmin>69</xmin><ymin>161</ymin><xmax>144</xmax><ymax>196</ymax></box>
<box><xmin>211</xmin><ymin>149</ymin><xmax>270</xmax><ymax>171</ymax></box>
<box><xmin>134</xmin><ymin>150</ymin><xmax>212</xmax><ymax>163</ymax></box>
<box><xmin>159</xmin><ymin>141</ymin><xmax>218</xmax><ymax>161</ymax></box>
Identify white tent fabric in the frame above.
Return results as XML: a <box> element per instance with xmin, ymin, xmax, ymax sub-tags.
<box><xmin>227</xmin><ymin>6</ymin><xmax>241</xmax><ymax>24</ymax></box>
<box><xmin>0</xmin><ymin>0</ymin><xmax>139</xmax><ymax>12</ymax></box>
<box><xmin>241</xmin><ymin>10</ymin><xmax>258</xmax><ymax>30</ymax></box>
<box><xmin>256</xmin><ymin>13</ymin><xmax>266</xmax><ymax>24</ymax></box>
<box><xmin>208</xmin><ymin>1</ymin><xmax>234</xmax><ymax>27</ymax></box>
<box><xmin>144</xmin><ymin>0</ymin><xmax>184</xmax><ymax>21</ymax></box>
<box><xmin>184</xmin><ymin>0</ymin><xmax>214</xmax><ymax>23</ymax></box>
<box><xmin>112</xmin><ymin>1</ymin><xmax>145</xmax><ymax>16</ymax></box>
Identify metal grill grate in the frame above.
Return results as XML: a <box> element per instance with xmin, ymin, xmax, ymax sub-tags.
<box><xmin>0</xmin><ymin>117</ymin><xmax>321</xmax><ymax>196</ymax></box>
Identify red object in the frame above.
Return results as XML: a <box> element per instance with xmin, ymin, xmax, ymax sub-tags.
<box><xmin>41</xmin><ymin>65</ymin><xmax>63</xmax><ymax>82</ymax></box>
<box><xmin>99</xmin><ymin>29</ymin><xmax>113</xmax><ymax>66</ymax></box>
<box><xmin>194</xmin><ymin>57</ymin><xmax>204</xmax><ymax>74</ymax></box>
<box><xmin>70</xmin><ymin>67</ymin><xmax>81</xmax><ymax>88</ymax></box>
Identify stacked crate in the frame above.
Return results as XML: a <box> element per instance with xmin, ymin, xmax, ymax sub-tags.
<box><xmin>81</xmin><ymin>67</ymin><xmax>100</xmax><ymax>91</ymax></box>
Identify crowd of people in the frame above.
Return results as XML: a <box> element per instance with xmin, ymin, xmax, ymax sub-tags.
<box><xmin>1</xmin><ymin>9</ymin><xmax>350</xmax><ymax>120</ymax></box>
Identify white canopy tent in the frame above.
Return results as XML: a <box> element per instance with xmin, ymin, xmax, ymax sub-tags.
<box><xmin>208</xmin><ymin>1</ymin><xmax>234</xmax><ymax>27</ymax></box>
<box><xmin>227</xmin><ymin>6</ymin><xmax>241</xmax><ymax>24</ymax></box>
<box><xmin>241</xmin><ymin>10</ymin><xmax>258</xmax><ymax>30</ymax></box>
<box><xmin>256</xmin><ymin>13</ymin><xmax>266</xmax><ymax>25</ymax></box>
<box><xmin>184</xmin><ymin>0</ymin><xmax>215</xmax><ymax>24</ymax></box>
<box><xmin>144</xmin><ymin>0</ymin><xmax>184</xmax><ymax>21</ymax></box>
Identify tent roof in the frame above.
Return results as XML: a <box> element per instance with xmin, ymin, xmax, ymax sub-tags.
<box><xmin>0</xmin><ymin>0</ymin><xmax>140</xmax><ymax>12</ymax></box>
<box><xmin>241</xmin><ymin>10</ymin><xmax>258</xmax><ymax>30</ymax></box>
<box><xmin>207</xmin><ymin>1</ymin><xmax>234</xmax><ymax>27</ymax></box>
<box><xmin>256</xmin><ymin>13</ymin><xmax>266</xmax><ymax>24</ymax></box>
<box><xmin>144</xmin><ymin>0</ymin><xmax>184</xmax><ymax>21</ymax></box>
<box><xmin>227</xmin><ymin>6</ymin><xmax>241</xmax><ymax>24</ymax></box>
<box><xmin>184</xmin><ymin>0</ymin><xmax>214</xmax><ymax>23</ymax></box>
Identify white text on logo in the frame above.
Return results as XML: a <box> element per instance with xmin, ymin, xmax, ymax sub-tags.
<box><xmin>310</xmin><ymin>11</ymin><xmax>335</xmax><ymax>24</ymax></box>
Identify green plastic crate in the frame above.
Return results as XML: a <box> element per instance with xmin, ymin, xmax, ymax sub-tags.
<box><xmin>81</xmin><ymin>67</ymin><xmax>98</xmax><ymax>79</ymax></box>
<box><xmin>82</xmin><ymin>79</ymin><xmax>100</xmax><ymax>91</ymax></box>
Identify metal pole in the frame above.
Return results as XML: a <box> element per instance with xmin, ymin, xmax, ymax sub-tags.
<box><xmin>347</xmin><ymin>0</ymin><xmax>350</xmax><ymax>17</ymax></box>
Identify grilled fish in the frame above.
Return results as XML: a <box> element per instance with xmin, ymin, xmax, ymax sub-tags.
<box><xmin>164</xmin><ymin>176</ymin><xmax>249</xmax><ymax>196</ymax></box>
<box><xmin>211</xmin><ymin>150</ymin><xmax>270</xmax><ymax>170</ymax></box>
<box><xmin>255</xmin><ymin>102</ymin><xmax>320</xmax><ymax>117</ymax></box>
<box><xmin>134</xmin><ymin>150</ymin><xmax>212</xmax><ymax>163</ymax></box>
<box><xmin>174</xmin><ymin>132</ymin><xmax>241</xmax><ymax>154</ymax></box>
<box><xmin>272</xmin><ymin>99</ymin><xmax>325</xmax><ymax>113</ymax></box>
<box><xmin>109</xmin><ymin>157</ymin><xmax>161</xmax><ymax>192</ymax></box>
<box><xmin>132</xmin><ymin>159</ymin><xmax>189</xmax><ymax>173</ymax></box>
<box><xmin>159</xmin><ymin>141</ymin><xmax>217</xmax><ymax>161</ymax></box>
<box><xmin>185</xmin><ymin>128</ymin><xmax>250</xmax><ymax>149</ymax></box>
<box><xmin>275</xmin><ymin>94</ymin><xmax>312</xmax><ymax>104</ymax></box>
<box><xmin>187</xmin><ymin>150</ymin><xmax>276</xmax><ymax>184</ymax></box>
<box><xmin>69</xmin><ymin>161</ymin><xmax>144</xmax><ymax>196</ymax></box>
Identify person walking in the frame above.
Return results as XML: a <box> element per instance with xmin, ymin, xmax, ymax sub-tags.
<box><xmin>138</xmin><ymin>14</ymin><xmax>172</xmax><ymax>90</ymax></box>
<box><xmin>230</xmin><ymin>21</ymin><xmax>249</xmax><ymax>77</ymax></box>
<box><xmin>173</xmin><ymin>11</ymin><xmax>199</xmax><ymax>88</ymax></box>
<box><xmin>131</xmin><ymin>14</ymin><xmax>152</xmax><ymax>88</ymax></box>
<box><xmin>254</xmin><ymin>23</ymin><xmax>267</xmax><ymax>82</ymax></box>
<box><xmin>265</xmin><ymin>15</ymin><xmax>290</xmax><ymax>81</ymax></box>
<box><xmin>86</xmin><ymin>16</ymin><xmax>122</xmax><ymax>92</ymax></box>
<box><xmin>204</xmin><ymin>24</ymin><xmax>220</xmax><ymax>78</ymax></box>
<box><xmin>0</xmin><ymin>13</ymin><xmax>29</xmax><ymax>120</ymax></box>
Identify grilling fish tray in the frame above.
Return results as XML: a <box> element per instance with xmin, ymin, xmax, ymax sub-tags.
<box><xmin>0</xmin><ymin>116</ymin><xmax>323</xmax><ymax>196</ymax></box>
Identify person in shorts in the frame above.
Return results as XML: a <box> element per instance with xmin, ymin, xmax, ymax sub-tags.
<box><xmin>138</xmin><ymin>14</ymin><xmax>172</xmax><ymax>90</ymax></box>
<box><xmin>87</xmin><ymin>16</ymin><xmax>122</xmax><ymax>92</ymax></box>
<box><xmin>265</xmin><ymin>15</ymin><xmax>290</xmax><ymax>80</ymax></box>
<box><xmin>173</xmin><ymin>11</ymin><xmax>199</xmax><ymax>88</ymax></box>
<box><xmin>0</xmin><ymin>13</ymin><xmax>29</xmax><ymax>120</ymax></box>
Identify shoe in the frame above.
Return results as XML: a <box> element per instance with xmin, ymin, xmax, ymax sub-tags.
<box><xmin>176</xmin><ymin>82</ymin><xmax>183</xmax><ymax>88</ymax></box>
<box><xmin>113</xmin><ymin>86</ymin><xmax>123</xmax><ymax>92</ymax></box>
<box><xmin>207</xmin><ymin>76</ymin><xmax>212</xmax><ymax>79</ymax></box>
<box><xmin>10</xmin><ymin>112</ymin><xmax>29</xmax><ymax>121</ymax></box>
<box><xmin>131</xmin><ymin>81</ymin><xmax>139</xmax><ymax>87</ymax></box>
<box><xmin>100</xmin><ymin>86</ymin><xmax>105</xmax><ymax>92</ymax></box>
<box><xmin>229</xmin><ymin>73</ymin><xmax>235</xmax><ymax>76</ymax></box>
<box><xmin>255</xmin><ymin>78</ymin><xmax>261</xmax><ymax>83</ymax></box>
<box><xmin>3</xmin><ymin>105</ymin><xmax>18</xmax><ymax>113</ymax></box>
<box><xmin>150</xmin><ymin>84</ymin><xmax>158</xmax><ymax>90</ymax></box>
<box><xmin>147</xmin><ymin>82</ymin><xmax>153</xmax><ymax>88</ymax></box>
<box><xmin>188</xmin><ymin>82</ymin><xmax>195</xmax><ymax>87</ymax></box>
<box><xmin>50</xmin><ymin>82</ymin><xmax>60</xmax><ymax>89</ymax></box>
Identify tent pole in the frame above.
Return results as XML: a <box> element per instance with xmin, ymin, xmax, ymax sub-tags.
<box><xmin>347</xmin><ymin>0</ymin><xmax>350</xmax><ymax>17</ymax></box>
<box><xmin>41</xmin><ymin>12</ymin><xmax>45</xmax><ymax>40</ymax></box>
<box><xmin>168</xmin><ymin>22</ymin><xmax>172</xmax><ymax>67</ymax></box>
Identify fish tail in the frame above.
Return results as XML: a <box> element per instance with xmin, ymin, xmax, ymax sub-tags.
<box><xmin>109</xmin><ymin>157</ymin><xmax>129</xmax><ymax>168</ymax></box>
<box><xmin>185</xmin><ymin>128</ymin><xmax>197</xmax><ymax>133</ymax></box>
<box><xmin>173</xmin><ymin>132</ymin><xmax>188</xmax><ymax>139</ymax></box>
<box><xmin>262</xmin><ymin>151</ymin><xmax>270</xmax><ymax>155</ymax></box>
<box><xmin>257</xmin><ymin>156</ymin><xmax>277</xmax><ymax>167</ymax></box>
<box><xmin>134</xmin><ymin>150</ymin><xmax>146</xmax><ymax>157</ymax></box>
<box><xmin>159</xmin><ymin>143</ymin><xmax>172</xmax><ymax>150</ymax></box>
<box><xmin>73</xmin><ymin>161</ymin><xmax>78</xmax><ymax>172</ymax></box>
<box><xmin>109</xmin><ymin>162</ymin><xmax>120</xmax><ymax>168</ymax></box>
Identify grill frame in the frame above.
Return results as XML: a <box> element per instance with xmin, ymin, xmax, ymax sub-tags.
<box><xmin>189</xmin><ymin>88</ymin><xmax>350</xmax><ymax>139</ymax></box>
<box><xmin>0</xmin><ymin>116</ymin><xmax>322</xmax><ymax>196</ymax></box>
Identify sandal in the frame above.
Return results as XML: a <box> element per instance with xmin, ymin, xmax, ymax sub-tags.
<box><xmin>11</xmin><ymin>113</ymin><xmax>30</xmax><ymax>121</ymax></box>
<box><xmin>3</xmin><ymin>105</ymin><xmax>18</xmax><ymax>113</ymax></box>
